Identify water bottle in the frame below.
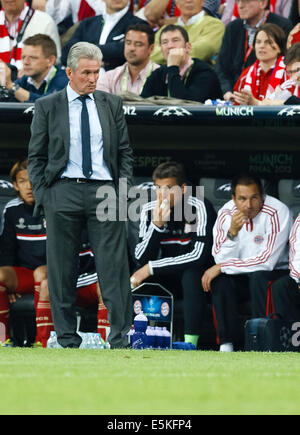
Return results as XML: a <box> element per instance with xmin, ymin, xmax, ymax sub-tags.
<box><xmin>154</xmin><ymin>326</ymin><xmax>164</xmax><ymax>349</ymax></box>
<box><xmin>132</xmin><ymin>311</ymin><xmax>148</xmax><ymax>349</ymax></box>
<box><xmin>162</xmin><ymin>327</ymin><xmax>171</xmax><ymax>349</ymax></box>
<box><xmin>146</xmin><ymin>326</ymin><xmax>155</xmax><ymax>349</ymax></box>
<box><xmin>127</xmin><ymin>326</ymin><xmax>135</xmax><ymax>346</ymax></box>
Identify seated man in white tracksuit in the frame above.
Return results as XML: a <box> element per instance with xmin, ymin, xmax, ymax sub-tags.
<box><xmin>271</xmin><ymin>214</ymin><xmax>300</xmax><ymax>320</ymax></box>
<box><xmin>202</xmin><ymin>173</ymin><xmax>293</xmax><ymax>352</ymax></box>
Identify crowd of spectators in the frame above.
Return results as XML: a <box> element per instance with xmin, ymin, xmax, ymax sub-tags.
<box><xmin>0</xmin><ymin>0</ymin><xmax>300</xmax><ymax>350</ymax></box>
<box><xmin>0</xmin><ymin>0</ymin><xmax>299</xmax><ymax>103</ymax></box>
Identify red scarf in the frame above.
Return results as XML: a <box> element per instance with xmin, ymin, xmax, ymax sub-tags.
<box><xmin>77</xmin><ymin>0</ymin><xmax>96</xmax><ymax>21</ymax></box>
<box><xmin>234</xmin><ymin>55</ymin><xmax>286</xmax><ymax>100</ymax></box>
<box><xmin>0</xmin><ymin>3</ymin><xmax>32</xmax><ymax>69</ymax></box>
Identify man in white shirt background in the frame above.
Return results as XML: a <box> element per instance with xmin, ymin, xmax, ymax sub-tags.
<box><xmin>97</xmin><ymin>22</ymin><xmax>159</xmax><ymax>95</ymax></box>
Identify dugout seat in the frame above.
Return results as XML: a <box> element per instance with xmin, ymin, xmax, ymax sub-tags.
<box><xmin>127</xmin><ymin>177</ymin><xmax>154</xmax><ymax>272</ymax></box>
<box><xmin>278</xmin><ymin>179</ymin><xmax>300</xmax><ymax>219</ymax></box>
<box><xmin>199</xmin><ymin>177</ymin><xmax>278</xmax><ymax>213</ymax></box>
<box><xmin>0</xmin><ymin>175</ymin><xmax>17</xmax><ymax>217</ymax></box>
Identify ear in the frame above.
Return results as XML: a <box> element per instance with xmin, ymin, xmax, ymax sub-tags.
<box><xmin>181</xmin><ymin>182</ymin><xmax>187</xmax><ymax>195</ymax></box>
<box><xmin>186</xmin><ymin>42</ymin><xmax>192</xmax><ymax>54</ymax></box>
<box><xmin>13</xmin><ymin>181</ymin><xmax>19</xmax><ymax>193</ymax></box>
<box><xmin>149</xmin><ymin>43</ymin><xmax>155</xmax><ymax>54</ymax></box>
<box><xmin>47</xmin><ymin>55</ymin><xmax>56</xmax><ymax>67</ymax></box>
<box><xmin>65</xmin><ymin>66</ymin><xmax>72</xmax><ymax>81</ymax></box>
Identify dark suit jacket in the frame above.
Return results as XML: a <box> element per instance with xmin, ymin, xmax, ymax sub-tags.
<box><xmin>27</xmin><ymin>88</ymin><xmax>133</xmax><ymax>216</ymax></box>
<box><xmin>141</xmin><ymin>58</ymin><xmax>222</xmax><ymax>102</ymax></box>
<box><xmin>215</xmin><ymin>12</ymin><xmax>293</xmax><ymax>94</ymax></box>
<box><xmin>61</xmin><ymin>11</ymin><xmax>146</xmax><ymax>69</ymax></box>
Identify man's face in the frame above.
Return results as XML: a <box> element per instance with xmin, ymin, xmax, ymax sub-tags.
<box><xmin>286</xmin><ymin>61</ymin><xmax>300</xmax><ymax>85</ymax></box>
<box><xmin>13</xmin><ymin>169</ymin><xmax>34</xmax><ymax>205</ymax></box>
<box><xmin>105</xmin><ymin>0</ymin><xmax>128</xmax><ymax>13</ymax></box>
<box><xmin>160</xmin><ymin>30</ymin><xmax>190</xmax><ymax>61</ymax></box>
<box><xmin>2</xmin><ymin>0</ymin><xmax>25</xmax><ymax>15</ymax></box>
<box><xmin>154</xmin><ymin>177</ymin><xmax>186</xmax><ymax>209</ymax></box>
<box><xmin>66</xmin><ymin>58</ymin><xmax>100</xmax><ymax>95</ymax></box>
<box><xmin>232</xmin><ymin>183</ymin><xmax>264</xmax><ymax>219</ymax></box>
<box><xmin>22</xmin><ymin>45</ymin><xmax>54</xmax><ymax>79</ymax></box>
<box><xmin>236</xmin><ymin>0</ymin><xmax>267</xmax><ymax>23</ymax></box>
<box><xmin>175</xmin><ymin>0</ymin><xmax>203</xmax><ymax>18</ymax></box>
<box><xmin>124</xmin><ymin>30</ymin><xmax>153</xmax><ymax>66</ymax></box>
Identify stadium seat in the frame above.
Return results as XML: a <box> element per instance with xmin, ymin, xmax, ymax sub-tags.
<box><xmin>127</xmin><ymin>177</ymin><xmax>155</xmax><ymax>271</ymax></box>
<box><xmin>0</xmin><ymin>174</ymin><xmax>17</xmax><ymax>216</ymax></box>
<box><xmin>200</xmin><ymin>177</ymin><xmax>278</xmax><ymax>213</ymax></box>
<box><xmin>278</xmin><ymin>179</ymin><xmax>300</xmax><ymax>219</ymax></box>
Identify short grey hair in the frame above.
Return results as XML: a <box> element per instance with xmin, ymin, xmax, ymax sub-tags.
<box><xmin>67</xmin><ymin>41</ymin><xmax>103</xmax><ymax>71</ymax></box>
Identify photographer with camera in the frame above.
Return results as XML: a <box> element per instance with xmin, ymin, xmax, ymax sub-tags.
<box><xmin>0</xmin><ymin>33</ymin><xmax>68</xmax><ymax>102</ymax></box>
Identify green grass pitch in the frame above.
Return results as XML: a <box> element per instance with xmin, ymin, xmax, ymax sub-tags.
<box><xmin>0</xmin><ymin>348</ymin><xmax>300</xmax><ymax>415</ymax></box>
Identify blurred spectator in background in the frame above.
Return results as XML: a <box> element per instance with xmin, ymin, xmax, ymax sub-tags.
<box><xmin>61</xmin><ymin>0</ymin><xmax>146</xmax><ymax>70</ymax></box>
<box><xmin>44</xmin><ymin>0</ymin><xmax>105</xmax><ymax>25</ymax></box>
<box><xmin>0</xmin><ymin>0</ymin><xmax>61</xmax><ymax>70</ymax></box>
<box><xmin>215</xmin><ymin>0</ymin><xmax>293</xmax><ymax>101</ymax></box>
<box><xmin>221</xmin><ymin>0</ymin><xmax>292</xmax><ymax>26</ymax></box>
<box><xmin>136</xmin><ymin>0</ymin><xmax>181</xmax><ymax>28</ymax></box>
<box><xmin>150</xmin><ymin>0</ymin><xmax>225</xmax><ymax>65</ymax></box>
<box><xmin>0</xmin><ymin>34</ymin><xmax>68</xmax><ymax>102</ymax></box>
<box><xmin>261</xmin><ymin>42</ymin><xmax>300</xmax><ymax>103</ymax></box>
<box><xmin>97</xmin><ymin>23</ymin><xmax>159</xmax><ymax>95</ymax></box>
<box><xmin>141</xmin><ymin>24</ymin><xmax>222</xmax><ymax>102</ymax></box>
<box><xmin>233</xmin><ymin>23</ymin><xmax>287</xmax><ymax>104</ymax></box>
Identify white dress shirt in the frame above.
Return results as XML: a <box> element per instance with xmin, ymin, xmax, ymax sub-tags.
<box><xmin>99</xmin><ymin>2</ymin><xmax>130</xmax><ymax>45</ymax></box>
<box><xmin>62</xmin><ymin>84</ymin><xmax>112</xmax><ymax>180</ymax></box>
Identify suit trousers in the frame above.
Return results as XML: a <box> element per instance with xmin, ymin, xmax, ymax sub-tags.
<box><xmin>43</xmin><ymin>178</ymin><xmax>132</xmax><ymax>348</ymax></box>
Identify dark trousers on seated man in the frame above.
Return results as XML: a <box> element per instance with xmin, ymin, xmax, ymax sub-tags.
<box><xmin>147</xmin><ymin>266</ymin><xmax>211</xmax><ymax>339</ymax></box>
<box><xmin>211</xmin><ymin>270</ymin><xmax>289</xmax><ymax>345</ymax></box>
<box><xmin>272</xmin><ymin>275</ymin><xmax>300</xmax><ymax>320</ymax></box>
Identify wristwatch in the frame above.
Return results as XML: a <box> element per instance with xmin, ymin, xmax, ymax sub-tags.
<box><xmin>227</xmin><ymin>230</ymin><xmax>236</xmax><ymax>241</ymax></box>
<box><xmin>11</xmin><ymin>83</ymin><xmax>20</xmax><ymax>95</ymax></box>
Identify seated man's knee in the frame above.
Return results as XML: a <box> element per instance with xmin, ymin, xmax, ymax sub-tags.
<box><xmin>39</xmin><ymin>279</ymin><xmax>50</xmax><ymax>301</ymax></box>
<box><xmin>0</xmin><ymin>266</ymin><xmax>17</xmax><ymax>289</ymax></box>
<box><xmin>33</xmin><ymin>265</ymin><xmax>47</xmax><ymax>283</ymax></box>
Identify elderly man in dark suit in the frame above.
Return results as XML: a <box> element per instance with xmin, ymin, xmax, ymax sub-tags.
<box><xmin>28</xmin><ymin>41</ymin><xmax>133</xmax><ymax>349</ymax></box>
<box><xmin>61</xmin><ymin>0</ymin><xmax>146</xmax><ymax>70</ymax></box>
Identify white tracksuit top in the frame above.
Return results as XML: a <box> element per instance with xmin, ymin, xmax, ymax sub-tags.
<box><xmin>212</xmin><ymin>195</ymin><xmax>293</xmax><ymax>275</ymax></box>
<box><xmin>289</xmin><ymin>214</ymin><xmax>300</xmax><ymax>284</ymax></box>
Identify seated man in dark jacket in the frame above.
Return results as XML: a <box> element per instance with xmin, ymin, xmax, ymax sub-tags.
<box><xmin>0</xmin><ymin>33</ymin><xmax>68</xmax><ymax>103</ymax></box>
<box><xmin>130</xmin><ymin>161</ymin><xmax>217</xmax><ymax>347</ymax></box>
<box><xmin>61</xmin><ymin>0</ymin><xmax>146</xmax><ymax>70</ymax></box>
<box><xmin>140</xmin><ymin>24</ymin><xmax>222</xmax><ymax>102</ymax></box>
